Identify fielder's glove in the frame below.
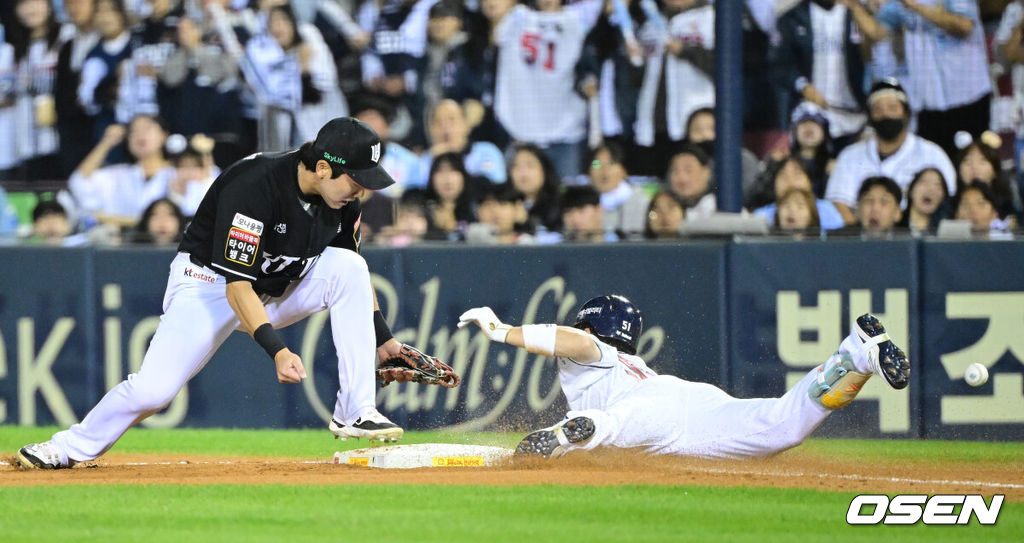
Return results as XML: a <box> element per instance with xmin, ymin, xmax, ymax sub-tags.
<box><xmin>377</xmin><ymin>344</ymin><xmax>460</xmax><ymax>388</ymax></box>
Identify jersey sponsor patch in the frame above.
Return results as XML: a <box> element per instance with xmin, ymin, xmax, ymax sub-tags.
<box><xmin>183</xmin><ymin>265</ymin><xmax>218</xmax><ymax>283</ymax></box>
<box><xmin>232</xmin><ymin>213</ymin><xmax>264</xmax><ymax>235</ymax></box>
<box><xmin>225</xmin><ymin>227</ymin><xmax>260</xmax><ymax>266</ymax></box>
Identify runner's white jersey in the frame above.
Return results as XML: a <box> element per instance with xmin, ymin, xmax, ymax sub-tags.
<box><xmin>494</xmin><ymin>2</ymin><xmax>601</xmax><ymax>144</ymax></box>
<box><xmin>556</xmin><ymin>338</ymin><xmax>658</xmax><ymax>411</ymax></box>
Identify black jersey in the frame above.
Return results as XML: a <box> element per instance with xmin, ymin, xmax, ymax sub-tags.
<box><xmin>179</xmin><ymin>150</ymin><xmax>362</xmax><ymax>297</ymax></box>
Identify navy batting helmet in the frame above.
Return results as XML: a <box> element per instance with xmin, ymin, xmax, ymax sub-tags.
<box><xmin>573</xmin><ymin>295</ymin><xmax>643</xmax><ymax>355</ymax></box>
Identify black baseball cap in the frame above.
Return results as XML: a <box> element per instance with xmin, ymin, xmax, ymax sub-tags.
<box><xmin>429</xmin><ymin>0</ymin><xmax>462</xmax><ymax>18</ymax></box>
<box><xmin>312</xmin><ymin>117</ymin><xmax>395</xmax><ymax>190</ymax></box>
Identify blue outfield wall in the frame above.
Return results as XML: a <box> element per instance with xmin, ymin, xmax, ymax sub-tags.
<box><xmin>0</xmin><ymin>241</ymin><xmax>1021</xmax><ymax>441</ymax></box>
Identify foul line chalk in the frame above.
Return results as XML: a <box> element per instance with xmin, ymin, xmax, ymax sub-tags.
<box><xmin>695</xmin><ymin>466</ymin><xmax>1024</xmax><ymax>490</ymax></box>
<box><xmin>2</xmin><ymin>459</ymin><xmax>1021</xmax><ymax>490</ymax></box>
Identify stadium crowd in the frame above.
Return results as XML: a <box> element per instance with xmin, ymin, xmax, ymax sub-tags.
<box><xmin>0</xmin><ymin>0</ymin><xmax>1021</xmax><ymax>245</ymax></box>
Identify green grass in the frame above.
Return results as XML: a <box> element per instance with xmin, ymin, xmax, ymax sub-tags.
<box><xmin>0</xmin><ymin>425</ymin><xmax>522</xmax><ymax>457</ymax></box>
<box><xmin>798</xmin><ymin>437</ymin><xmax>1024</xmax><ymax>464</ymax></box>
<box><xmin>1</xmin><ymin>426</ymin><xmax>1022</xmax><ymax>542</ymax></box>
<box><xmin>4</xmin><ymin>425</ymin><xmax>1023</xmax><ymax>461</ymax></box>
<box><xmin>0</xmin><ymin>484</ymin><xmax>1019</xmax><ymax>543</ymax></box>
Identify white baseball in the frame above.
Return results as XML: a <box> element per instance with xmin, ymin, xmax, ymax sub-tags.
<box><xmin>964</xmin><ymin>363</ymin><xmax>989</xmax><ymax>387</ymax></box>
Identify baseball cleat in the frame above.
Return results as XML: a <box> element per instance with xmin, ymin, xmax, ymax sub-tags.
<box><xmin>514</xmin><ymin>416</ymin><xmax>595</xmax><ymax>459</ymax></box>
<box><xmin>329</xmin><ymin>408</ymin><xmax>404</xmax><ymax>443</ymax></box>
<box><xmin>809</xmin><ymin>352</ymin><xmax>871</xmax><ymax>409</ymax></box>
<box><xmin>854</xmin><ymin>313</ymin><xmax>910</xmax><ymax>390</ymax></box>
<box><xmin>16</xmin><ymin>441</ymin><xmax>70</xmax><ymax>470</ymax></box>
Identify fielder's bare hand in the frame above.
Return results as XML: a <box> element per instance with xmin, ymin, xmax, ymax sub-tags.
<box><xmin>376</xmin><ymin>338</ymin><xmax>415</xmax><ymax>384</ymax></box>
<box><xmin>274</xmin><ymin>349</ymin><xmax>307</xmax><ymax>383</ymax></box>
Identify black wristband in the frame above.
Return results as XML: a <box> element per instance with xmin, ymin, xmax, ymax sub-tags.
<box><xmin>373</xmin><ymin>310</ymin><xmax>394</xmax><ymax>347</ymax></box>
<box><xmin>254</xmin><ymin>323</ymin><xmax>287</xmax><ymax>359</ymax></box>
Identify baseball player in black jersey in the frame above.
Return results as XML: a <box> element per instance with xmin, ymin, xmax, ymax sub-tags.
<box><xmin>17</xmin><ymin>118</ymin><xmax>442</xmax><ymax>469</ymax></box>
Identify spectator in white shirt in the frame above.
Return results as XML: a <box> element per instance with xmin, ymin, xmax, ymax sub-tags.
<box><xmin>846</xmin><ymin>0</ymin><xmax>992</xmax><ymax>158</ymax></box>
<box><xmin>994</xmin><ymin>0</ymin><xmax>1024</xmax><ymax>189</ymax></box>
<box><xmin>824</xmin><ymin>78</ymin><xmax>955</xmax><ymax>224</ymax></box>
<box><xmin>68</xmin><ymin>113</ymin><xmax>175</xmax><ymax>227</ymax></box>
<box><xmin>0</xmin><ymin>0</ymin><xmax>63</xmax><ymax>181</ymax></box>
<box><xmin>587</xmin><ymin>141</ymin><xmax>649</xmax><ymax>239</ymax></box>
<box><xmin>632</xmin><ymin>0</ymin><xmax>715</xmax><ymax>177</ymax></box>
<box><xmin>493</xmin><ymin>0</ymin><xmax>602</xmax><ymax>178</ymax></box>
<box><xmin>775</xmin><ymin>0</ymin><xmax>870</xmax><ymax>150</ymax></box>
<box><xmin>243</xmin><ymin>4</ymin><xmax>348</xmax><ymax>148</ymax></box>
<box><xmin>166</xmin><ymin>133</ymin><xmax>219</xmax><ymax>217</ymax></box>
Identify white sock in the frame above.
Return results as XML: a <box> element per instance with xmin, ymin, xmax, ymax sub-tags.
<box><xmin>838</xmin><ymin>333</ymin><xmax>874</xmax><ymax>374</ymax></box>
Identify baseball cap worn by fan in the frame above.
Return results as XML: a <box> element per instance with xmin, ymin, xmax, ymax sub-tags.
<box><xmin>313</xmin><ymin>117</ymin><xmax>395</xmax><ymax>190</ymax></box>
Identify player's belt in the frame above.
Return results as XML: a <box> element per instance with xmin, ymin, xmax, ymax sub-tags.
<box><xmin>189</xmin><ymin>254</ymin><xmax>211</xmax><ymax>269</ymax></box>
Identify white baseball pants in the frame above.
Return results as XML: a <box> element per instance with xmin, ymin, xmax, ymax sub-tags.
<box><xmin>562</xmin><ymin>331</ymin><xmax>874</xmax><ymax>459</ymax></box>
<box><xmin>52</xmin><ymin>248</ymin><xmax>376</xmax><ymax>462</ymax></box>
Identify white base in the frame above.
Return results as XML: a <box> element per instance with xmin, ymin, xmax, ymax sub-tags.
<box><xmin>333</xmin><ymin>443</ymin><xmax>514</xmax><ymax>469</ymax></box>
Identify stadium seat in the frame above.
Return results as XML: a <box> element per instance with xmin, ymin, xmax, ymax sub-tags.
<box><xmin>7</xmin><ymin>192</ymin><xmax>38</xmax><ymax>226</ymax></box>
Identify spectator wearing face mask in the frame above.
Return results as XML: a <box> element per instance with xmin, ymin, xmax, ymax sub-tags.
<box><xmin>824</xmin><ymin>79</ymin><xmax>955</xmax><ymax>224</ymax></box>
<box><xmin>846</xmin><ymin>0</ymin><xmax>991</xmax><ymax>159</ymax></box>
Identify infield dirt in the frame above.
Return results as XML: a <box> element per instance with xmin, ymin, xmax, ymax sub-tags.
<box><xmin>2</xmin><ymin>448</ymin><xmax>1021</xmax><ymax>500</ymax></box>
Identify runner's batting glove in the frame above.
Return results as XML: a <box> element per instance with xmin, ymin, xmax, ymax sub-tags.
<box><xmin>457</xmin><ymin>307</ymin><xmax>512</xmax><ymax>343</ymax></box>
<box><xmin>377</xmin><ymin>344</ymin><xmax>460</xmax><ymax>388</ymax></box>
